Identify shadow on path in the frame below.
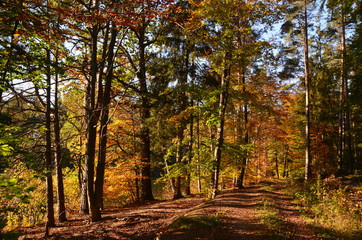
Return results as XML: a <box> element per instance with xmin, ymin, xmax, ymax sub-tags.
<box><xmin>159</xmin><ymin>184</ymin><xmax>319</xmax><ymax>240</ymax></box>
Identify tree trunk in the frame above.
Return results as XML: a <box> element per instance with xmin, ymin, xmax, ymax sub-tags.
<box><xmin>79</xmin><ymin>174</ymin><xmax>89</xmax><ymax>215</ymax></box>
<box><xmin>283</xmin><ymin>149</ymin><xmax>288</xmax><ymax>178</ymax></box>
<box><xmin>45</xmin><ymin>49</ymin><xmax>55</xmax><ymax>235</ymax></box>
<box><xmin>138</xmin><ymin>22</ymin><xmax>154</xmax><ymax>201</ymax></box>
<box><xmin>173</xmin><ymin>131</ymin><xmax>183</xmax><ymax>199</ymax></box>
<box><xmin>338</xmin><ymin>2</ymin><xmax>346</xmax><ymax>175</ymax></box>
<box><xmin>237</xmin><ymin>71</ymin><xmax>248</xmax><ymax>189</ymax></box>
<box><xmin>132</xmin><ymin>110</ymin><xmax>140</xmax><ymax>201</ymax></box>
<box><xmin>210</xmin><ymin>55</ymin><xmax>231</xmax><ymax>199</ymax></box>
<box><xmin>338</xmin><ymin>1</ymin><xmax>354</xmax><ymax>174</ymax></box>
<box><xmin>54</xmin><ymin>56</ymin><xmax>67</xmax><ymax>222</ymax></box>
<box><xmin>85</xmin><ymin>25</ymin><xmax>101</xmax><ymax>222</ymax></box>
<box><xmin>78</xmin><ymin>136</ymin><xmax>89</xmax><ymax>215</ymax></box>
<box><xmin>303</xmin><ymin>0</ymin><xmax>312</xmax><ymax>182</ymax></box>
<box><xmin>173</xmin><ymin>42</ymin><xmax>189</xmax><ymax>199</ymax></box>
<box><xmin>185</xmin><ymin>107</ymin><xmax>193</xmax><ymax>196</ymax></box>
<box><xmin>196</xmin><ymin>104</ymin><xmax>202</xmax><ymax>193</ymax></box>
<box><xmin>95</xmin><ymin>23</ymin><xmax>117</xmax><ymax>212</ymax></box>
<box><xmin>275</xmin><ymin>151</ymin><xmax>280</xmax><ymax>179</ymax></box>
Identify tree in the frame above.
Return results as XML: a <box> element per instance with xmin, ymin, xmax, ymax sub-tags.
<box><xmin>45</xmin><ymin>48</ymin><xmax>55</xmax><ymax>235</ymax></box>
<box><xmin>303</xmin><ymin>0</ymin><xmax>312</xmax><ymax>181</ymax></box>
<box><xmin>119</xmin><ymin>0</ymin><xmax>177</xmax><ymax>200</ymax></box>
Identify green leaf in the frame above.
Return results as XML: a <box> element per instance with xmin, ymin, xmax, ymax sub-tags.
<box><xmin>8</xmin><ymin>178</ymin><xmax>17</xmax><ymax>185</ymax></box>
<box><xmin>0</xmin><ymin>144</ymin><xmax>14</xmax><ymax>156</ymax></box>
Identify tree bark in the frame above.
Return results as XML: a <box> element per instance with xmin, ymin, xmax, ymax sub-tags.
<box><xmin>303</xmin><ymin>0</ymin><xmax>312</xmax><ymax>182</ymax></box>
<box><xmin>45</xmin><ymin>49</ymin><xmax>55</xmax><ymax>235</ymax></box>
<box><xmin>275</xmin><ymin>151</ymin><xmax>280</xmax><ymax>179</ymax></box>
<box><xmin>338</xmin><ymin>0</ymin><xmax>354</xmax><ymax>174</ymax></box>
<box><xmin>137</xmin><ymin>21</ymin><xmax>154</xmax><ymax>201</ymax></box>
<box><xmin>283</xmin><ymin>149</ymin><xmax>289</xmax><ymax>178</ymax></box>
<box><xmin>210</xmin><ymin>54</ymin><xmax>231</xmax><ymax>199</ymax></box>
<box><xmin>79</xmin><ymin>174</ymin><xmax>89</xmax><ymax>215</ymax></box>
<box><xmin>54</xmin><ymin>55</ymin><xmax>67</xmax><ymax>222</ymax></box>
<box><xmin>78</xmin><ymin>136</ymin><xmax>89</xmax><ymax>215</ymax></box>
<box><xmin>84</xmin><ymin>24</ymin><xmax>101</xmax><ymax>222</ymax></box>
<box><xmin>173</xmin><ymin>42</ymin><xmax>189</xmax><ymax>199</ymax></box>
<box><xmin>237</xmin><ymin>71</ymin><xmax>248</xmax><ymax>189</ymax></box>
<box><xmin>95</xmin><ymin>23</ymin><xmax>117</xmax><ymax>213</ymax></box>
<box><xmin>185</xmin><ymin>104</ymin><xmax>193</xmax><ymax>196</ymax></box>
<box><xmin>338</xmin><ymin>1</ymin><xmax>346</xmax><ymax>174</ymax></box>
<box><xmin>196</xmin><ymin>103</ymin><xmax>202</xmax><ymax>193</ymax></box>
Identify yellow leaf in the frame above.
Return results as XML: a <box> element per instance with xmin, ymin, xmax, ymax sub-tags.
<box><xmin>13</xmin><ymin>33</ymin><xmax>20</xmax><ymax>37</ymax></box>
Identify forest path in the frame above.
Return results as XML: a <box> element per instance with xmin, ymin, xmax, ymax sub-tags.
<box><xmin>159</xmin><ymin>181</ymin><xmax>319</xmax><ymax>240</ymax></box>
<box><xmin>19</xmin><ymin>181</ymin><xmax>319</xmax><ymax>240</ymax></box>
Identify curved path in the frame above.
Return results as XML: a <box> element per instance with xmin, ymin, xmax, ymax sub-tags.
<box><xmin>20</xmin><ymin>183</ymin><xmax>318</xmax><ymax>239</ymax></box>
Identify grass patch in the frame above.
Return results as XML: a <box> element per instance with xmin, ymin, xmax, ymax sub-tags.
<box><xmin>260</xmin><ymin>186</ymin><xmax>276</xmax><ymax>192</ymax></box>
<box><xmin>168</xmin><ymin>216</ymin><xmax>221</xmax><ymax>230</ymax></box>
<box><xmin>287</xmin><ymin>176</ymin><xmax>362</xmax><ymax>239</ymax></box>
<box><xmin>256</xmin><ymin>198</ymin><xmax>291</xmax><ymax>239</ymax></box>
<box><xmin>257</xmin><ymin>208</ymin><xmax>284</xmax><ymax>228</ymax></box>
<box><xmin>256</xmin><ymin>199</ymin><xmax>284</xmax><ymax>228</ymax></box>
<box><xmin>310</xmin><ymin>224</ymin><xmax>362</xmax><ymax>240</ymax></box>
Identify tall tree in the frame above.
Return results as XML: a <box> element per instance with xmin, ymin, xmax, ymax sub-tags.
<box><xmin>45</xmin><ymin>48</ymin><xmax>55</xmax><ymax>235</ymax></box>
<box><xmin>120</xmin><ymin>0</ymin><xmax>177</xmax><ymax>200</ymax></box>
<box><xmin>303</xmin><ymin>0</ymin><xmax>312</xmax><ymax>181</ymax></box>
<box><xmin>94</xmin><ymin>22</ymin><xmax>118</xmax><ymax>212</ymax></box>
<box><xmin>237</xmin><ymin>70</ymin><xmax>249</xmax><ymax>189</ymax></box>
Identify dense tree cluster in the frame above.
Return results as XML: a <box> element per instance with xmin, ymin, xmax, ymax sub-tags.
<box><xmin>0</xmin><ymin>0</ymin><xmax>361</xmax><ymax>234</ymax></box>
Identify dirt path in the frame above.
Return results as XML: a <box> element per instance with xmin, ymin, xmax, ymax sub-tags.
<box><xmin>19</xmin><ymin>183</ymin><xmax>319</xmax><ymax>240</ymax></box>
<box><xmin>159</xmin><ymin>183</ymin><xmax>319</xmax><ymax>240</ymax></box>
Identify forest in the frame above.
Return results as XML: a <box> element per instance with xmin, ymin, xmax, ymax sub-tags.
<box><xmin>0</xmin><ymin>0</ymin><xmax>361</xmax><ymax>239</ymax></box>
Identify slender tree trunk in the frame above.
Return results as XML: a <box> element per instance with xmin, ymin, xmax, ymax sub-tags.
<box><xmin>338</xmin><ymin>3</ymin><xmax>346</xmax><ymax>174</ymax></box>
<box><xmin>275</xmin><ymin>151</ymin><xmax>280</xmax><ymax>179</ymax></box>
<box><xmin>185</xmin><ymin>106</ymin><xmax>193</xmax><ymax>196</ymax></box>
<box><xmin>138</xmin><ymin>22</ymin><xmax>154</xmax><ymax>201</ymax></box>
<box><xmin>303</xmin><ymin>0</ymin><xmax>312</xmax><ymax>182</ymax></box>
<box><xmin>210</xmin><ymin>55</ymin><xmax>231</xmax><ymax>199</ymax></box>
<box><xmin>79</xmin><ymin>174</ymin><xmax>89</xmax><ymax>215</ymax></box>
<box><xmin>338</xmin><ymin>1</ymin><xmax>354</xmax><ymax>174</ymax></box>
<box><xmin>78</xmin><ymin>135</ymin><xmax>89</xmax><ymax>215</ymax></box>
<box><xmin>237</xmin><ymin>71</ymin><xmax>248</xmax><ymax>189</ymax></box>
<box><xmin>45</xmin><ymin>49</ymin><xmax>55</xmax><ymax>235</ymax></box>
<box><xmin>186</xmin><ymin>56</ymin><xmax>195</xmax><ymax>196</ymax></box>
<box><xmin>132</xmin><ymin>110</ymin><xmax>140</xmax><ymax>201</ymax></box>
<box><xmin>54</xmin><ymin>56</ymin><xmax>67</xmax><ymax>222</ymax></box>
<box><xmin>85</xmin><ymin>25</ymin><xmax>101</xmax><ymax>222</ymax></box>
<box><xmin>173</xmin><ymin>43</ymin><xmax>189</xmax><ymax>199</ymax></box>
<box><xmin>174</xmin><ymin>131</ymin><xmax>183</xmax><ymax>199</ymax></box>
<box><xmin>173</xmin><ymin>124</ymin><xmax>184</xmax><ymax>199</ymax></box>
<box><xmin>94</xmin><ymin>22</ymin><xmax>117</xmax><ymax>215</ymax></box>
<box><xmin>196</xmin><ymin>104</ymin><xmax>202</xmax><ymax>193</ymax></box>
<box><xmin>283</xmin><ymin>149</ymin><xmax>288</xmax><ymax>178</ymax></box>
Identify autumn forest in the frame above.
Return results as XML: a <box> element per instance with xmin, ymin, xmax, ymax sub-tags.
<box><xmin>0</xmin><ymin>0</ymin><xmax>361</xmax><ymax>238</ymax></box>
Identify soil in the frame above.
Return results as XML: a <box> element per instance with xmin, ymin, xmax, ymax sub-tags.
<box><xmin>17</xmin><ymin>181</ymin><xmax>321</xmax><ymax>240</ymax></box>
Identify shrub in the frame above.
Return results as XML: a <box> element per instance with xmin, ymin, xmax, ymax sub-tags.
<box><xmin>289</xmin><ymin>176</ymin><xmax>362</xmax><ymax>239</ymax></box>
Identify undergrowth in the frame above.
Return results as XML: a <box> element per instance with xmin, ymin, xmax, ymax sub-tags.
<box><xmin>256</xmin><ymin>199</ymin><xmax>284</xmax><ymax>228</ymax></box>
<box><xmin>168</xmin><ymin>215</ymin><xmax>221</xmax><ymax>230</ymax></box>
<box><xmin>287</xmin><ymin>175</ymin><xmax>362</xmax><ymax>239</ymax></box>
<box><xmin>256</xmin><ymin>198</ymin><xmax>290</xmax><ymax>239</ymax></box>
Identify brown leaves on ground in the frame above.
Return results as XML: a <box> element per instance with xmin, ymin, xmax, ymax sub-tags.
<box><xmin>18</xmin><ymin>183</ymin><xmax>319</xmax><ymax>240</ymax></box>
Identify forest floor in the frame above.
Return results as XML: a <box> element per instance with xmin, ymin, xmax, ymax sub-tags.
<box><xmin>16</xmin><ymin>181</ymin><xmax>328</xmax><ymax>240</ymax></box>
